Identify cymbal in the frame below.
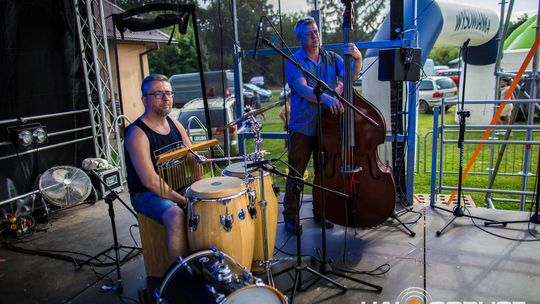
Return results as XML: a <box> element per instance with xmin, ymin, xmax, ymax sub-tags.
<box><xmin>225</xmin><ymin>101</ymin><xmax>282</xmax><ymax>128</ymax></box>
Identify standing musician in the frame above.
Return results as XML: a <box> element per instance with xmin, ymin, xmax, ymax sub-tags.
<box><xmin>282</xmin><ymin>17</ymin><xmax>362</xmax><ymax>234</ymax></box>
<box><xmin>124</xmin><ymin>74</ymin><xmax>200</xmax><ymax>262</ymax></box>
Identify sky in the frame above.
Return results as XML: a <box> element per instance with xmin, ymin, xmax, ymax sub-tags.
<box><xmin>267</xmin><ymin>0</ymin><xmax>538</xmax><ymax>19</ymax></box>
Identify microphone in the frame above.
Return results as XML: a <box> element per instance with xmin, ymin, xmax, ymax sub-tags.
<box><xmin>463</xmin><ymin>38</ymin><xmax>471</xmax><ymax>47</ymax></box>
<box><xmin>246</xmin><ymin>158</ymin><xmax>278</xmax><ymax>168</ymax></box>
<box><xmin>252</xmin><ymin>16</ymin><xmax>264</xmax><ymax>59</ymax></box>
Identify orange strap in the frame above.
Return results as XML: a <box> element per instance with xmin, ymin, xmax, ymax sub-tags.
<box><xmin>446</xmin><ymin>32</ymin><xmax>540</xmax><ymax>206</ymax></box>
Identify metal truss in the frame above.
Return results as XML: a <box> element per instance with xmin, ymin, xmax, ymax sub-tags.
<box><xmin>73</xmin><ymin>0</ymin><xmax>124</xmax><ymax>177</ymax></box>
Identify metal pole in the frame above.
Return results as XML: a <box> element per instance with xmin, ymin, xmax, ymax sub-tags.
<box><xmin>430</xmin><ymin>106</ymin><xmax>440</xmax><ymax>207</ymax></box>
<box><xmin>231</xmin><ymin>0</ymin><xmax>245</xmax><ymax>156</ymax></box>
<box><xmin>519</xmin><ymin>4</ymin><xmax>540</xmax><ymax>210</ymax></box>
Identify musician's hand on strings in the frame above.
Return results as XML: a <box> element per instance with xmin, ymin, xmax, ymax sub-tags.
<box><xmin>323</xmin><ymin>95</ymin><xmax>343</xmax><ymax>115</ymax></box>
<box><xmin>336</xmin><ymin>80</ymin><xmax>344</xmax><ymax>96</ymax></box>
<box><xmin>343</xmin><ymin>42</ymin><xmax>362</xmax><ymax>61</ymax></box>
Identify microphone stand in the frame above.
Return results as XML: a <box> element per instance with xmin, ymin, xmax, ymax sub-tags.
<box><xmin>257</xmin><ymin>164</ymin><xmax>348</xmax><ymax>303</ymax></box>
<box><xmin>260</xmin><ymin>38</ymin><xmax>382</xmax><ymax>296</ymax></box>
<box><xmin>432</xmin><ymin>39</ymin><xmax>495</xmax><ymax>236</ymax></box>
<box><xmin>78</xmin><ymin>170</ymin><xmax>141</xmax><ymax>293</ymax></box>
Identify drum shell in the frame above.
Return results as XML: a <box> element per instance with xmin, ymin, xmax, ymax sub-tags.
<box><xmin>186</xmin><ymin>176</ymin><xmax>255</xmax><ymax>270</ymax></box>
<box><xmin>223</xmin><ymin>162</ymin><xmax>278</xmax><ymax>272</ymax></box>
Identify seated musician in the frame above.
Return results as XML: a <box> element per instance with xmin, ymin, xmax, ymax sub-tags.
<box><xmin>124</xmin><ymin>74</ymin><xmax>201</xmax><ymax>263</ymax></box>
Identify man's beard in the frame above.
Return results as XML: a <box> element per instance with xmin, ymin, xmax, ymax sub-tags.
<box><xmin>155</xmin><ymin>107</ymin><xmax>171</xmax><ymax>117</ymax></box>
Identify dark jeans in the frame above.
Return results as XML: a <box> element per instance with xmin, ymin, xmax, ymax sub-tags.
<box><xmin>282</xmin><ymin>131</ymin><xmax>319</xmax><ymax>221</ymax></box>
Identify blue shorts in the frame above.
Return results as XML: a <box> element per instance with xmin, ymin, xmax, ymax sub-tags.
<box><xmin>131</xmin><ymin>192</ymin><xmax>176</xmax><ymax>225</ymax></box>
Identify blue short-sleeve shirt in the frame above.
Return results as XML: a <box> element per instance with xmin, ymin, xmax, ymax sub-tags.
<box><xmin>285</xmin><ymin>48</ymin><xmax>344</xmax><ymax>136</ymax></box>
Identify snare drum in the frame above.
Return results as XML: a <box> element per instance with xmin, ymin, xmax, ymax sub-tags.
<box><xmin>186</xmin><ymin>176</ymin><xmax>255</xmax><ymax>270</ymax></box>
<box><xmin>156</xmin><ymin>249</ymin><xmax>287</xmax><ymax>304</ymax></box>
<box><xmin>223</xmin><ymin>162</ymin><xmax>278</xmax><ymax>272</ymax></box>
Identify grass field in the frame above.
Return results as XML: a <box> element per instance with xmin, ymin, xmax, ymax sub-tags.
<box><xmin>238</xmin><ymin>91</ymin><xmax>538</xmax><ymax>211</ymax></box>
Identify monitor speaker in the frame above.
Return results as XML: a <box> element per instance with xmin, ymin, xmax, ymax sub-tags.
<box><xmin>378</xmin><ymin>48</ymin><xmax>421</xmax><ymax>81</ymax></box>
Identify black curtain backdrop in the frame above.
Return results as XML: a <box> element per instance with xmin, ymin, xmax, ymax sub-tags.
<box><xmin>0</xmin><ymin>0</ymin><xmax>94</xmax><ymax>213</ymax></box>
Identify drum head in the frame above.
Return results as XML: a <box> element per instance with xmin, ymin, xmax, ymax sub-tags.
<box><xmin>226</xmin><ymin>285</ymin><xmax>286</xmax><ymax>303</ymax></box>
<box><xmin>223</xmin><ymin>161</ymin><xmax>260</xmax><ymax>178</ymax></box>
<box><xmin>187</xmin><ymin>176</ymin><xmax>245</xmax><ymax>198</ymax></box>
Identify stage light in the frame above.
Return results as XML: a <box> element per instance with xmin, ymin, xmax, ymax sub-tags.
<box><xmin>7</xmin><ymin>123</ymin><xmax>48</xmax><ymax>150</ymax></box>
<box><xmin>17</xmin><ymin>130</ymin><xmax>33</xmax><ymax>147</ymax></box>
<box><xmin>32</xmin><ymin>127</ymin><xmax>47</xmax><ymax>144</ymax></box>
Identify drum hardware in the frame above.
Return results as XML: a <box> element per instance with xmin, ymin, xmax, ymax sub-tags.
<box><xmin>248</xmin><ymin>203</ymin><xmax>257</xmax><ymax>219</ymax></box>
<box><xmin>207</xmin><ymin>286</ymin><xmax>226</xmax><ymax>303</ymax></box>
<box><xmin>272</xmin><ymin>182</ymin><xmax>280</xmax><ymax>197</ymax></box>
<box><xmin>155</xmin><ymin>249</ymin><xmax>287</xmax><ymax>304</ymax></box>
<box><xmin>220</xmin><ymin>210</ymin><xmax>234</xmax><ymax>232</ymax></box>
<box><xmin>188</xmin><ymin>214</ymin><xmax>199</xmax><ymax>232</ymax></box>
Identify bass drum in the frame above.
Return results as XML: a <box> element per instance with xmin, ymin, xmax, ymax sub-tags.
<box><xmin>157</xmin><ymin>249</ymin><xmax>287</xmax><ymax>304</ymax></box>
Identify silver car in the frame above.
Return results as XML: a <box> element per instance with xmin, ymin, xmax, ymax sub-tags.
<box><xmin>418</xmin><ymin>76</ymin><xmax>458</xmax><ymax>114</ymax></box>
<box><xmin>177</xmin><ymin>96</ymin><xmax>239</xmax><ymax>156</ymax></box>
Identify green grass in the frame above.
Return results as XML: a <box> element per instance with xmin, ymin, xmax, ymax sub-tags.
<box><xmin>240</xmin><ymin>91</ymin><xmax>537</xmax><ymax>210</ymax></box>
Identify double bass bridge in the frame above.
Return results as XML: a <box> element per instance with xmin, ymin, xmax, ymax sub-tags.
<box><xmin>340</xmin><ymin>165</ymin><xmax>362</xmax><ymax>174</ymax></box>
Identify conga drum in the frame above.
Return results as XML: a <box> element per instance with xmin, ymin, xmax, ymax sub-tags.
<box><xmin>223</xmin><ymin>162</ymin><xmax>278</xmax><ymax>272</ymax></box>
<box><xmin>186</xmin><ymin>176</ymin><xmax>255</xmax><ymax>270</ymax></box>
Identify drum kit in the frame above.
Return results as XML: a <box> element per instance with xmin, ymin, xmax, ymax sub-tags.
<box><xmin>155</xmin><ymin>102</ymin><xmax>286</xmax><ymax>304</ymax></box>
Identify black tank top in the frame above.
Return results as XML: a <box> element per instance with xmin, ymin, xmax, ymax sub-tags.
<box><xmin>124</xmin><ymin>116</ymin><xmax>185</xmax><ymax>197</ymax></box>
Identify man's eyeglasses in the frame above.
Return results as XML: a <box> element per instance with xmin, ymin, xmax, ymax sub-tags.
<box><xmin>145</xmin><ymin>91</ymin><xmax>174</xmax><ymax>99</ymax></box>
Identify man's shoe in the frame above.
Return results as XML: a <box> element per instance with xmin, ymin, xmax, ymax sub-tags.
<box><xmin>313</xmin><ymin>210</ymin><xmax>335</xmax><ymax>229</ymax></box>
<box><xmin>284</xmin><ymin>218</ymin><xmax>302</xmax><ymax>236</ymax></box>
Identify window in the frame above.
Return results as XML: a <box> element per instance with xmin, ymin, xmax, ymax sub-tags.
<box><xmin>419</xmin><ymin>80</ymin><xmax>434</xmax><ymax>91</ymax></box>
<box><xmin>435</xmin><ymin>78</ymin><xmax>455</xmax><ymax>89</ymax></box>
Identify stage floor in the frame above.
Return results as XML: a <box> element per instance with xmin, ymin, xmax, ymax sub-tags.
<box><xmin>1</xmin><ymin>191</ymin><xmax>539</xmax><ymax>304</ymax></box>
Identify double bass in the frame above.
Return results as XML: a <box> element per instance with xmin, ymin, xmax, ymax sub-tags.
<box><xmin>312</xmin><ymin>0</ymin><xmax>396</xmax><ymax>228</ymax></box>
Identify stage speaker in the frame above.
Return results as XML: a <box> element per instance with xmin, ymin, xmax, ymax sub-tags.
<box><xmin>378</xmin><ymin>48</ymin><xmax>421</xmax><ymax>81</ymax></box>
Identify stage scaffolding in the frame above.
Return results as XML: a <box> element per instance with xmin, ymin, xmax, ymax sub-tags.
<box><xmin>74</xmin><ymin>0</ymin><xmax>123</xmax><ymax>178</ymax></box>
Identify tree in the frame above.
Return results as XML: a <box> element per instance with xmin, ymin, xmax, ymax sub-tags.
<box><xmin>429</xmin><ymin>46</ymin><xmax>460</xmax><ymax>66</ymax></box>
<box><xmin>148</xmin><ymin>25</ymin><xmax>205</xmax><ymax>76</ymax></box>
<box><xmin>312</xmin><ymin>0</ymin><xmax>386</xmax><ymax>44</ymax></box>
<box><xmin>506</xmin><ymin>13</ymin><xmax>529</xmax><ymax>39</ymax></box>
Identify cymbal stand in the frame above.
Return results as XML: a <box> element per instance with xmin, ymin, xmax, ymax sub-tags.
<box><xmin>247</xmin><ymin>116</ymin><xmax>275</xmax><ymax>286</ymax></box>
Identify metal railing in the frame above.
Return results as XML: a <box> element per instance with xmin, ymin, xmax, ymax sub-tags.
<box><xmin>428</xmin><ymin>98</ymin><xmax>540</xmax><ymax>210</ymax></box>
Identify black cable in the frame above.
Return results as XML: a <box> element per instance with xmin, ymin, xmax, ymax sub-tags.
<box><xmin>466</xmin><ymin>206</ymin><xmax>540</xmax><ymax>242</ymax></box>
<box><xmin>129</xmin><ymin>224</ymin><xmax>139</xmax><ymax>247</ymax></box>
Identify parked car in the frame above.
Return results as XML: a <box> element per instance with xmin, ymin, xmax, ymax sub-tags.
<box><xmin>249</xmin><ymin>76</ymin><xmax>267</xmax><ymax>89</ymax></box>
<box><xmin>418</xmin><ymin>76</ymin><xmax>458</xmax><ymax>114</ymax></box>
<box><xmin>177</xmin><ymin>96</ymin><xmax>238</xmax><ymax>155</ymax></box>
<box><xmin>243</xmin><ymin>83</ymin><xmax>273</xmax><ymax>103</ymax></box>
<box><xmin>436</xmin><ymin>69</ymin><xmax>460</xmax><ymax>86</ymax></box>
<box><xmin>279</xmin><ymin>84</ymin><xmax>290</xmax><ymax>101</ymax></box>
<box><xmin>434</xmin><ymin>65</ymin><xmax>450</xmax><ymax>73</ymax></box>
<box><xmin>169</xmin><ymin>70</ymin><xmax>234</xmax><ymax>108</ymax></box>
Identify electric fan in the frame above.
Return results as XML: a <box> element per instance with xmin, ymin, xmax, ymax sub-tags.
<box><xmin>38</xmin><ymin>166</ymin><xmax>93</xmax><ymax>208</ymax></box>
